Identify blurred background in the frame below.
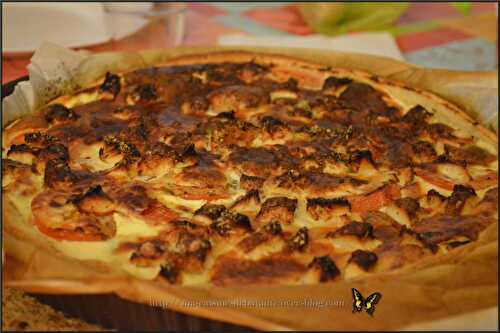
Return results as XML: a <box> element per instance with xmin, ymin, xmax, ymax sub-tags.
<box><xmin>2</xmin><ymin>2</ymin><xmax>498</xmax><ymax>83</ymax></box>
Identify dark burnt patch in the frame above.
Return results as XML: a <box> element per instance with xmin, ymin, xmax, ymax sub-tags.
<box><xmin>339</xmin><ymin>83</ymin><xmax>388</xmax><ymax>113</ymax></box>
<box><xmin>256</xmin><ymin>197</ymin><xmax>298</xmax><ymax>225</ymax></box>
<box><xmin>24</xmin><ymin>131</ymin><xmax>57</xmax><ymax>144</ymax></box>
<box><xmin>159</xmin><ymin>262</ymin><xmax>179</xmax><ymax>284</ymax></box>
<box><xmin>322</xmin><ymin>76</ymin><xmax>353</xmax><ymax>90</ymax></box>
<box><xmin>260</xmin><ymin>116</ymin><xmax>288</xmax><ymax>134</ymax></box>
<box><xmin>395</xmin><ymin>197</ymin><xmax>420</xmax><ymax>219</ymax></box>
<box><xmin>306</xmin><ymin>197</ymin><xmax>351</xmax><ymax>220</ymax></box>
<box><xmin>69</xmin><ymin>185</ymin><xmax>110</xmax><ymax>206</ymax></box>
<box><xmin>414</xmin><ymin>215</ymin><xmax>493</xmax><ymax>250</ymax></box>
<box><xmin>209</xmin><ymin>209</ymin><xmax>252</xmax><ymax>237</ymax></box>
<box><xmin>402</xmin><ymin>105</ymin><xmax>431</xmax><ymax>130</ymax></box>
<box><xmin>195</xmin><ymin>204</ymin><xmax>226</xmax><ymax>220</ymax></box>
<box><xmin>308</xmin><ymin>256</ymin><xmax>340</xmax><ymax>282</ymax></box>
<box><xmin>210</xmin><ymin>255</ymin><xmax>306</xmax><ymax>286</ymax></box>
<box><xmin>263</xmin><ymin>221</ymin><xmax>282</xmax><ymax>235</ymax></box>
<box><xmin>349</xmin><ymin>250</ymin><xmax>378</xmax><ymax>271</ymax></box>
<box><xmin>171</xmin><ymin>220</ymin><xmax>199</xmax><ymax>229</ymax></box>
<box><xmin>288</xmin><ymin>227</ymin><xmax>308</xmax><ymax>251</ymax></box>
<box><xmin>307</xmin><ymin>197</ymin><xmax>350</xmax><ymax>209</ymax></box>
<box><xmin>1</xmin><ymin>158</ymin><xmax>31</xmax><ymax>175</ymax></box>
<box><xmin>7</xmin><ymin>144</ymin><xmax>34</xmax><ymax>156</ymax></box>
<box><xmin>44</xmin><ymin>104</ymin><xmax>78</xmax><ymax>124</ymax></box>
<box><xmin>99</xmin><ymin>72</ymin><xmax>121</xmax><ymax>96</ymax></box>
<box><xmin>327</xmin><ymin>221</ymin><xmax>374</xmax><ymax>239</ymax></box>
<box><xmin>411</xmin><ymin>141</ymin><xmax>437</xmax><ymax>163</ymax></box>
<box><xmin>239</xmin><ymin>174</ymin><xmax>265</xmax><ymax>192</ymax></box>
<box><xmin>215</xmin><ymin>111</ymin><xmax>236</xmax><ymax>120</ymax></box>
<box><xmin>446</xmin><ymin>240</ymin><xmax>471</xmax><ymax>250</ymax></box>
<box><xmin>446</xmin><ymin>145</ymin><xmax>496</xmax><ymax>165</ymax></box>
<box><xmin>114</xmin><ymin>185</ymin><xmax>152</xmax><ymax>213</ymax></box>
<box><xmin>38</xmin><ymin>143</ymin><xmax>70</xmax><ymax>162</ymax></box>
<box><xmin>445</xmin><ymin>184</ymin><xmax>477</xmax><ymax>215</ymax></box>
<box><xmin>43</xmin><ymin>159</ymin><xmax>74</xmax><ymax>187</ymax></box>
<box><xmin>176</xmin><ymin>231</ymin><xmax>212</xmax><ymax>262</ymax></box>
<box><xmin>349</xmin><ymin>149</ymin><xmax>375</xmax><ymax>165</ymax></box>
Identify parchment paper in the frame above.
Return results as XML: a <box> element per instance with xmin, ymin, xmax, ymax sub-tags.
<box><xmin>2</xmin><ymin>42</ymin><xmax>498</xmax><ymax>331</ymax></box>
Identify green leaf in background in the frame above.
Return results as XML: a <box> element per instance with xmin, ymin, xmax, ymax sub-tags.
<box><xmin>299</xmin><ymin>2</ymin><xmax>410</xmax><ymax>36</ymax></box>
<box><xmin>451</xmin><ymin>2</ymin><xmax>472</xmax><ymax>15</ymax></box>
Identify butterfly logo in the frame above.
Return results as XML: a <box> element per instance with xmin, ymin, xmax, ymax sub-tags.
<box><xmin>351</xmin><ymin>288</ymin><xmax>382</xmax><ymax>316</ymax></box>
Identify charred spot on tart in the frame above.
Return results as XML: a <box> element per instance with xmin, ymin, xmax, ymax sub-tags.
<box><xmin>185</xmin><ymin>95</ymin><xmax>210</xmax><ymax>114</ymax></box>
<box><xmin>322</xmin><ymin>76</ymin><xmax>353</xmax><ymax>90</ymax></box>
<box><xmin>256</xmin><ymin>197</ymin><xmax>298</xmax><ymax>226</ymax></box>
<box><xmin>384</xmin><ymin>141</ymin><xmax>414</xmax><ymax>168</ymax></box>
<box><xmin>206</xmin><ymin>206</ymin><xmax>252</xmax><ymax>237</ymax></box>
<box><xmin>113</xmin><ymin>184</ymin><xmax>152</xmax><ymax>213</ymax></box>
<box><xmin>446</xmin><ymin>239</ymin><xmax>471</xmax><ymax>250</ymax></box>
<box><xmin>414</xmin><ymin>215</ymin><xmax>493</xmax><ymax>250</ymax></box>
<box><xmin>349</xmin><ymin>250</ymin><xmax>378</xmax><ymax>271</ymax></box>
<box><xmin>263</xmin><ymin>221</ymin><xmax>282</xmax><ymax>235</ymax></box>
<box><xmin>44</xmin><ymin>104</ymin><xmax>78</xmax><ymax>124</ymax></box>
<box><xmin>215</xmin><ymin>110</ymin><xmax>236</xmax><ymax>120</ymax></box>
<box><xmin>327</xmin><ymin>221</ymin><xmax>374</xmax><ymax>239</ymax></box>
<box><xmin>260</xmin><ymin>116</ymin><xmax>288</xmax><ymax>134</ymax></box>
<box><xmin>176</xmin><ymin>230</ymin><xmax>212</xmax><ymax>262</ymax></box>
<box><xmin>38</xmin><ymin>143</ymin><xmax>70</xmax><ymax>162</ymax></box>
<box><xmin>402</xmin><ymin>104</ymin><xmax>431</xmax><ymax>130</ymax></box>
<box><xmin>1</xmin><ymin>158</ymin><xmax>31</xmax><ymax>175</ymax></box>
<box><xmin>210</xmin><ymin>255</ymin><xmax>306</xmax><ymax>286</ymax></box>
<box><xmin>445</xmin><ymin>145</ymin><xmax>496</xmax><ymax>165</ymax></box>
<box><xmin>308</xmin><ymin>255</ymin><xmax>340</xmax><ymax>282</ymax></box>
<box><xmin>69</xmin><ymin>185</ymin><xmax>115</xmax><ymax>216</ymax></box>
<box><xmin>348</xmin><ymin>149</ymin><xmax>375</xmax><ymax>169</ymax></box>
<box><xmin>130</xmin><ymin>239</ymin><xmax>165</xmax><ymax>262</ymax></box>
<box><xmin>231</xmin><ymin>189</ymin><xmax>260</xmax><ymax>212</ymax></box>
<box><xmin>24</xmin><ymin>131</ymin><xmax>57</xmax><ymax>144</ymax></box>
<box><xmin>159</xmin><ymin>262</ymin><xmax>179</xmax><ymax>284</ymax></box>
<box><xmin>99</xmin><ymin>72</ymin><xmax>121</xmax><ymax>97</ymax></box>
<box><xmin>288</xmin><ymin>227</ymin><xmax>309</xmax><ymax>251</ymax></box>
<box><xmin>427</xmin><ymin>189</ymin><xmax>446</xmax><ymax>203</ymax></box>
<box><xmin>102</xmin><ymin>135</ymin><xmax>141</xmax><ymax>166</ymax></box>
<box><xmin>43</xmin><ymin>159</ymin><xmax>78</xmax><ymax>188</ymax></box>
<box><xmin>228</xmin><ymin>146</ymin><xmax>296</xmax><ymax>178</ymax></box>
<box><xmin>395</xmin><ymin>197</ymin><xmax>420</xmax><ymax>219</ymax></box>
<box><xmin>195</xmin><ymin>204</ymin><xmax>227</xmax><ymax>221</ymax></box>
<box><xmin>236</xmin><ymin>60</ymin><xmax>270</xmax><ymax>82</ymax></box>
<box><xmin>411</xmin><ymin>141</ymin><xmax>437</xmax><ymax>163</ymax></box>
<box><xmin>339</xmin><ymin>82</ymin><xmax>388</xmax><ymax>114</ymax></box>
<box><xmin>129</xmin><ymin>83</ymin><xmax>158</xmax><ymax>104</ymax></box>
<box><xmin>171</xmin><ymin>219</ymin><xmax>199</xmax><ymax>229</ymax></box>
<box><xmin>7</xmin><ymin>144</ymin><xmax>34</xmax><ymax>156</ymax></box>
<box><xmin>445</xmin><ymin>184</ymin><xmax>477</xmax><ymax>215</ymax></box>
<box><xmin>427</xmin><ymin>123</ymin><xmax>455</xmax><ymax>140</ymax></box>
<box><xmin>306</xmin><ymin>197</ymin><xmax>351</xmax><ymax>220</ymax></box>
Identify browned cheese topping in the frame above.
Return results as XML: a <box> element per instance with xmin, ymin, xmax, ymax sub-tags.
<box><xmin>2</xmin><ymin>59</ymin><xmax>497</xmax><ymax>285</ymax></box>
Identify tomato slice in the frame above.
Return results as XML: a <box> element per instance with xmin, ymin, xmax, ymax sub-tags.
<box><xmin>349</xmin><ymin>183</ymin><xmax>401</xmax><ymax>215</ymax></box>
<box><xmin>34</xmin><ymin>219</ymin><xmax>104</xmax><ymax>241</ymax></box>
<box><xmin>414</xmin><ymin>168</ymin><xmax>455</xmax><ymax>191</ymax></box>
<box><xmin>141</xmin><ymin>202</ymin><xmax>179</xmax><ymax>225</ymax></box>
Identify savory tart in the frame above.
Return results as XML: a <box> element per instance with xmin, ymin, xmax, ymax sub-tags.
<box><xmin>2</xmin><ymin>51</ymin><xmax>497</xmax><ymax>286</ymax></box>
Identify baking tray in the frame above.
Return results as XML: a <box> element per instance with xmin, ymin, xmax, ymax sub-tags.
<box><xmin>2</xmin><ymin>76</ymin><xmax>253</xmax><ymax>331</ymax></box>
